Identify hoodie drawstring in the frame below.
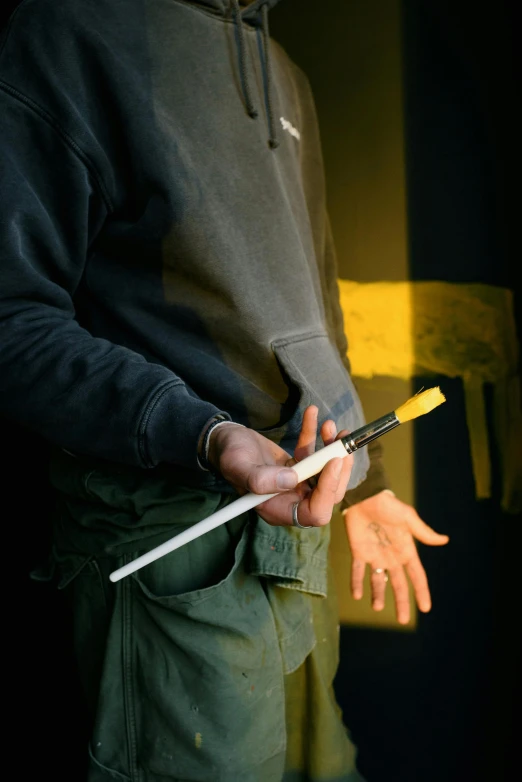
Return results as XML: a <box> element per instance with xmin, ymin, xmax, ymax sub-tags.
<box><xmin>261</xmin><ymin>4</ymin><xmax>279</xmax><ymax>149</ymax></box>
<box><xmin>231</xmin><ymin>0</ymin><xmax>258</xmax><ymax>119</ymax></box>
<box><xmin>231</xmin><ymin>0</ymin><xmax>278</xmax><ymax>149</ymax></box>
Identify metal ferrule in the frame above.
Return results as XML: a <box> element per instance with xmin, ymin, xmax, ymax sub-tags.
<box><xmin>341</xmin><ymin>412</ymin><xmax>400</xmax><ymax>453</ymax></box>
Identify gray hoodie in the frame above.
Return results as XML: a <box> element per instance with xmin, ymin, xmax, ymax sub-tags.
<box><xmin>1</xmin><ymin>0</ymin><xmax>383</xmax><ymax>495</ymax></box>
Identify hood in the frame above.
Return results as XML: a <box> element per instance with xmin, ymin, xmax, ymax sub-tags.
<box><xmin>183</xmin><ymin>0</ymin><xmax>283</xmax><ymax>26</ymax></box>
<box><xmin>184</xmin><ymin>0</ymin><xmax>284</xmax><ymax>148</ymax></box>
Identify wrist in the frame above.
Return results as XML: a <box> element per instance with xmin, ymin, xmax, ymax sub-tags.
<box><xmin>197</xmin><ymin>415</ymin><xmax>244</xmax><ymax>473</ymax></box>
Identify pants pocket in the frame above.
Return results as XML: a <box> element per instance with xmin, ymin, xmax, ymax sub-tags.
<box><xmin>126</xmin><ymin>521</ymin><xmax>286</xmax><ymax>781</ymax></box>
<box><xmin>52</xmin><ymin>550</ymin><xmax>113</xmax><ymax>721</ymax></box>
<box><xmin>88</xmin><ymin>743</ymin><xmax>131</xmax><ymax>781</ymax></box>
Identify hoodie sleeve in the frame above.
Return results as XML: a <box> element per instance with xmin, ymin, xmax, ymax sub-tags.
<box><xmin>0</xmin><ymin>87</ymin><xmax>226</xmax><ymax>469</ymax></box>
<box><xmin>321</xmin><ymin>214</ymin><xmax>391</xmax><ymax>507</ymax></box>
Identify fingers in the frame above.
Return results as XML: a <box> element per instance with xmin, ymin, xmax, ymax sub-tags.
<box><xmin>352</xmin><ymin>559</ymin><xmax>412</xmax><ymax>623</ymax></box>
<box><xmin>294</xmin><ymin>456</ymin><xmax>345</xmax><ymax>526</ymax></box>
<box><xmin>367</xmin><ymin>566</ymin><xmax>411</xmax><ymax>624</ymax></box>
<box><xmin>369</xmin><ymin>566</ymin><xmax>388</xmax><ymax>612</ymax></box>
<box><xmin>387</xmin><ymin>567</ymin><xmax>411</xmax><ymax>624</ymax></box>
<box><xmin>351</xmin><ymin>558</ymin><xmax>366</xmax><ymax>600</ymax></box>
<box><xmin>352</xmin><ymin>560</ymin><xmax>412</xmax><ymax>624</ymax></box>
<box><xmin>406</xmin><ymin>509</ymin><xmax>449</xmax><ymax>546</ymax></box>
<box><xmin>405</xmin><ymin>555</ymin><xmax>432</xmax><ymax>613</ymax></box>
<box><xmin>253</xmin><ymin>407</ymin><xmax>351</xmax><ymax>525</ymax></box>
<box><xmin>244</xmin><ymin>463</ymin><xmax>299</xmax><ymax>494</ymax></box>
<box><xmin>334</xmin><ymin>456</ymin><xmax>352</xmax><ymax>504</ymax></box>
<box><xmin>214</xmin><ymin>426</ymin><xmax>300</xmax><ymax>495</ymax></box>
<box><xmin>320</xmin><ymin>417</ymin><xmax>337</xmax><ymax>446</ymax></box>
<box><xmin>293</xmin><ymin>405</ymin><xmax>319</xmax><ymax>463</ymax></box>
<box><xmin>319</xmin><ymin>420</ymin><xmax>351</xmax><ymax>503</ymax></box>
<box><xmin>370</xmin><ymin>567</ymin><xmax>411</xmax><ymax>624</ymax></box>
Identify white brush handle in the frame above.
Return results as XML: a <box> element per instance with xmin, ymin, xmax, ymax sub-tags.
<box><xmin>291</xmin><ymin>438</ymin><xmax>347</xmax><ymax>483</ymax></box>
<box><xmin>109</xmin><ymin>438</ymin><xmax>348</xmax><ymax>582</ymax></box>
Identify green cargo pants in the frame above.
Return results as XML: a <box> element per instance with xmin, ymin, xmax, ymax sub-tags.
<box><xmin>49</xmin><ymin>450</ymin><xmax>364</xmax><ymax>782</ymax></box>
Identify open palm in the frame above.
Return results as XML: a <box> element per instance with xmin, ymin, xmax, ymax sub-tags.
<box><xmin>343</xmin><ymin>490</ymin><xmax>449</xmax><ymax>624</ymax></box>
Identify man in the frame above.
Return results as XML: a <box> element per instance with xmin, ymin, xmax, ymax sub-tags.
<box><xmin>0</xmin><ymin>1</ymin><xmax>448</xmax><ymax>779</ymax></box>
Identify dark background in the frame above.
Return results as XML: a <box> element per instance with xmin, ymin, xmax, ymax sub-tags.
<box><xmin>3</xmin><ymin>1</ymin><xmax>520</xmax><ymax>780</ymax></box>
<box><xmin>271</xmin><ymin>2</ymin><xmax>520</xmax><ymax>780</ymax></box>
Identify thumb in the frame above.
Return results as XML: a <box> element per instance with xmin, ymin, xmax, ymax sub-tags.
<box><xmin>407</xmin><ymin>511</ymin><xmax>449</xmax><ymax>546</ymax></box>
<box><xmin>245</xmin><ymin>464</ymin><xmax>299</xmax><ymax>495</ymax></box>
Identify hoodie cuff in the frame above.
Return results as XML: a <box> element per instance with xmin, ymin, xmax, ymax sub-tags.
<box><xmin>340</xmin><ymin>439</ymin><xmax>390</xmax><ymax>510</ymax></box>
<box><xmin>138</xmin><ymin>381</ymin><xmax>230</xmax><ymax>469</ymax></box>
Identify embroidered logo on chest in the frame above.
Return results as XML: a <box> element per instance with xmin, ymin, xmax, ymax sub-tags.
<box><xmin>279</xmin><ymin>116</ymin><xmax>301</xmax><ymax>141</ymax></box>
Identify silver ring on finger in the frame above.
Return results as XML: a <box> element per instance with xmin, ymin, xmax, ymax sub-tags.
<box><xmin>372</xmin><ymin>567</ymin><xmax>389</xmax><ymax>583</ymax></box>
<box><xmin>292</xmin><ymin>500</ymin><xmax>313</xmax><ymax>529</ymax></box>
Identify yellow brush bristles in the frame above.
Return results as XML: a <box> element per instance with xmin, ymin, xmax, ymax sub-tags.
<box><xmin>394</xmin><ymin>386</ymin><xmax>446</xmax><ymax>424</ymax></box>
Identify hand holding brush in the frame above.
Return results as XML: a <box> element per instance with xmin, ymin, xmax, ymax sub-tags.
<box><xmin>110</xmin><ymin>386</ymin><xmax>446</xmax><ymax>582</ymax></box>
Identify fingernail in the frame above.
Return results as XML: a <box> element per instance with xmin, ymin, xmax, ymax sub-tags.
<box><xmin>277</xmin><ymin>469</ymin><xmax>298</xmax><ymax>489</ymax></box>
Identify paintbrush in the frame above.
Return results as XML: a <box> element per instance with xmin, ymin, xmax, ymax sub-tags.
<box><xmin>109</xmin><ymin>386</ymin><xmax>445</xmax><ymax>582</ymax></box>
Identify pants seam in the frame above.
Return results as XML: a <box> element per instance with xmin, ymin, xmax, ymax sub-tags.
<box><xmin>122</xmin><ymin>555</ymin><xmax>140</xmax><ymax>782</ymax></box>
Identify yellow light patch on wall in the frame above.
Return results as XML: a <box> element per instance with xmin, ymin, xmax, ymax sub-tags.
<box><xmin>339</xmin><ymin>278</ymin><xmax>521</xmax><ymax>513</ymax></box>
<box><xmin>339</xmin><ymin>280</ymin><xmax>415</xmax><ymax>379</ymax></box>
